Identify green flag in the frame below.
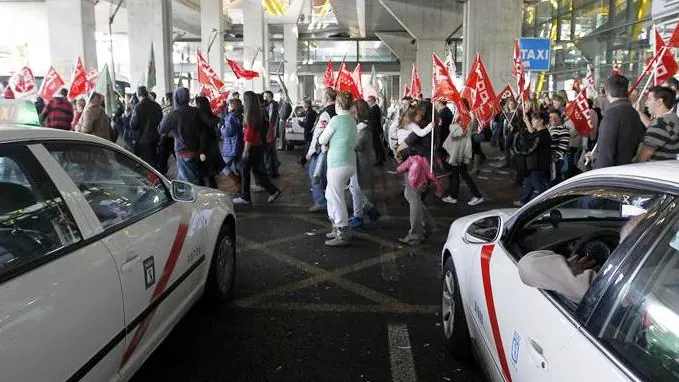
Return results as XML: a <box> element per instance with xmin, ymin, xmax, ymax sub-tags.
<box><xmin>147</xmin><ymin>43</ymin><xmax>156</xmax><ymax>90</ymax></box>
<box><xmin>93</xmin><ymin>64</ymin><xmax>117</xmax><ymax>116</ymax></box>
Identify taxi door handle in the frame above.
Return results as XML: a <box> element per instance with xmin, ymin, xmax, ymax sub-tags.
<box><xmin>527</xmin><ymin>338</ymin><xmax>549</xmax><ymax>370</ymax></box>
<box><xmin>121</xmin><ymin>256</ymin><xmax>141</xmax><ymax>273</ymax></box>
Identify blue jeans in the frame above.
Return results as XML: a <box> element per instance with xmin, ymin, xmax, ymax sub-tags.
<box><xmin>308</xmin><ymin>155</ymin><xmax>327</xmax><ymax>206</ymax></box>
<box><xmin>520</xmin><ymin>169</ymin><xmax>549</xmax><ymax>204</ymax></box>
<box><xmin>177</xmin><ymin>155</ymin><xmax>201</xmax><ymax>185</ymax></box>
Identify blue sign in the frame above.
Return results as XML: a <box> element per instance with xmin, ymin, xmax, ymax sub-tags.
<box><xmin>519</xmin><ymin>38</ymin><xmax>551</xmax><ymax>72</ymax></box>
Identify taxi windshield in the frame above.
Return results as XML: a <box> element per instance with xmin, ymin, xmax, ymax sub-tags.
<box><xmin>0</xmin><ymin>99</ymin><xmax>40</xmax><ymax>127</ymax></box>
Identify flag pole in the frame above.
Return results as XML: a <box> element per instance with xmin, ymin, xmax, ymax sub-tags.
<box><xmin>430</xmin><ymin>53</ymin><xmax>435</xmax><ymax>173</ymax></box>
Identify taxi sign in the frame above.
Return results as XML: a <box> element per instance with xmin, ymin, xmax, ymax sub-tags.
<box><xmin>0</xmin><ymin>99</ymin><xmax>40</xmax><ymax>127</ymax></box>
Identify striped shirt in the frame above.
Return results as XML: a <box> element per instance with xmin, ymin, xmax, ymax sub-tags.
<box><xmin>44</xmin><ymin>97</ymin><xmax>74</xmax><ymax>130</ymax></box>
<box><xmin>644</xmin><ymin>112</ymin><xmax>679</xmax><ymax>161</ymax></box>
<box><xmin>549</xmin><ymin>124</ymin><xmax>570</xmax><ymax>160</ymax></box>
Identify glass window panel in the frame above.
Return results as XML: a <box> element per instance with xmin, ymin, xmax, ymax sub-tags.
<box><xmin>536</xmin><ymin>1</ymin><xmax>556</xmax><ymax>24</ymax></box>
<box><xmin>614</xmin><ymin>0</ymin><xmax>628</xmax><ymax>17</ymax></box>
<box><xmin>358</xmin><ymin>41</ymin><xmax>396</xmax><ymax>62</ymax></box>
<box><xmin>307</xmin><ymin>40</ymin><xmax>357</xmax><ymax>63</ymax></box>
<box><xmin>560</xmin><ymin>13</ymin><xmax>573</xmax><ymax>40</ymax></box>
<box><xmin>559</xmin><ymin>0</ymin><xmax>573</xmax><ymax>12</ymax></box>
<box><xmin>539</xmin><ymin>22</ymin><xmax>553</xmax><ymax>39</ymax></box>
<box><xmin>573</xmin><ymin>0</ymin><xmax>609</xmax><ymax>39</ymax></box>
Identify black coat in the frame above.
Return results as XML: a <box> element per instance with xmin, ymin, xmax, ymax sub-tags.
<box><xmin>369</xmin><ymin>104</ymin><xmax>382</xmax><ymax>134</ymax></box>
<box><xmin>593</xmin><ymin>99</ymin><xmax>643</xmax><ymax>169</ymax></box>
<box><xmin>198</xmin><ymin>112</ymin><xmax>226</xmax><ymax>177</ymax></box>
<box><xmin>131</xmin><ymin>98</ymin><xmax>163</xmax><ymax>144</ymax></box>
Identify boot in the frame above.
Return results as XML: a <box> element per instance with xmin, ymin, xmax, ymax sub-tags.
<box><xmin>325</xmin><ymin>226</ymin><xmax>350</xmax><ymax>247</ymax></box>
<box><xmin>326</xmin><ymin>226</ymin><xmax>338</xmax><ymax>239</ymax></box>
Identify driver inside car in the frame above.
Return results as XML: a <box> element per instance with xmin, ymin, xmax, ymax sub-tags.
<box><xmin>518</xmin><ymin>213</ymin><xmax>646</xmax><ymax>303</ymax></box>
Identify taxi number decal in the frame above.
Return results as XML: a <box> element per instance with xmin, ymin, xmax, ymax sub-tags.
<box><xmin>510</xmin><ymin>330</ymin><xmax>521</xmax><ymax>370</ymax></box>
<box><xmin>143</xmin><ymin>256</ymin><xmax>156</xmax><ymax>290</ymax></box>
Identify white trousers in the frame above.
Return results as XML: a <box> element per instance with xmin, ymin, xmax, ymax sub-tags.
<box><xmin>326</xmin><ymin>165</ymin><xmax>356</xmax><ymax>228</ymax></box>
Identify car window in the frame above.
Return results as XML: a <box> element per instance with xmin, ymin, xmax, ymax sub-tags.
<box><xmin>532</xmin><ymin>192</ymin><xmax>657</xmax><ymax>224</ymax></box>
<box><xmin>45</xmin><ymin>143</ymin><xmax>170</xmax><ymax>230</ymax></box>
<box><xmin>0</xmin><ymin>146</ymin><xmax>81</xmax><ymax>277</ymax></box>
<box><xmin>599</xmin><ymin>216</ymin><xmax>679</xmax><ymax>381</ymax></box>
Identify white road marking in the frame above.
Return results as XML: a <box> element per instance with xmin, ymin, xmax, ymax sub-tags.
<box><xmin>240</xmin><ymin>302</ymin><xmax>438</xmax><ymax>314</ymax></box>
<box><xmin>388</xmin><ymin>323</ymin><xmax>417</xmax><ymax>382</ymax></box>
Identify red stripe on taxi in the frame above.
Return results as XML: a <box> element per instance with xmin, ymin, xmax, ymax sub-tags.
<box><xmin>121</xmin><ymin>214</ymin><xmax>190</xmax><ymax>365</ymax></box>
<box><xmin>480</xmin><ymin>244</ymin><xmax>513</xmax><ymax>382</ymax></box>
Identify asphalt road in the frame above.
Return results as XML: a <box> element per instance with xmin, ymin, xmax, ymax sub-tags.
<box><xmin>133</xmin><ymin>147</ymin><xmax>516</xmax><ymax>382</ymax></box>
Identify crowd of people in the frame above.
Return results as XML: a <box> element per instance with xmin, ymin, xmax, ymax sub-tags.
<box><xmin>5</xmin><ymin>71</ymin><xmax>679</xmax><ymax>249</ymax></box>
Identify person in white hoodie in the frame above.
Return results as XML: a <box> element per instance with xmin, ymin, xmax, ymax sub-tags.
<box><xmin>306</xmin><ymin>88</ymin><xmax>337</xmax><ymax>212</ymax></box>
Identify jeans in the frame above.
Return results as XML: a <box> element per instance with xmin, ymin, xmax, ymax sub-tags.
<box><xmin>349</xmin><ymin>174</ymin><xmax>373</xmax><ymax>218</ymax></box>
<box><xmin>308</xmin><ymin>155</ymin><xmax>327</xmax><ymax>206</ymax></box>
<box><xmin>240</xmin><ymin>146</ymin><xmax>279</xmax><ymax>202</ymax></box>
<box><xmin>447</xmin><ymin>164</ymin><xmax>482</xmax><ymax>199</ymax></box>
<box><xmin>404</xmin><ymin>175</ymin><xmax>435</xmax><ymax>237</ymax></box>
<box><xmin>176</xmin><ymin>154</ymin><xmax>201</xmax><ymax>185</ymax></box>
<box><xmin>520</xmin><ymin>169</ymin><xmax>549</xmax><ymax>204</ymax></box>
<box><xmin>326</xmin><ymin>166</ymin><xmax>356</xmax><ymax>228</ymax></box>
<box><xmin>263</xmin><ymin>142</ymin><xmax>280</xmax><ymax>176</ymax></box>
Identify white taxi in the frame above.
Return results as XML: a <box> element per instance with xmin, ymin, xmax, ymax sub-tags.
<box><xmin>0</xmin><ymin>100</ymin><xmax>237</xmax><ymax>381</ymax></box>
<box><xmin>441</xmin><ymin>160</ymin><xmax>679</xmax><ymax>381</ymax></box>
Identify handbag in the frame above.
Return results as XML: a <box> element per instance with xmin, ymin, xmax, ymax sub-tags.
<box><xmin>312</xmin><ymin>152</ymin><xmax>327</xmax><ymax>181</ymax></box>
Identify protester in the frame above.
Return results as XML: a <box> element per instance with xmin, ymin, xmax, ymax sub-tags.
<box><xmin>319</xmin><ymin>91</ymin><xmax>357</xmax><ymax>246</ymax></box>
<box><xmin>195</xmin><ymin>95</ymin><xmax>226</xmax><ymax>188</ymax></box>
<box><xmin>233</xmin><ymin>91</ymin><xmax>281</xmax><ymax>205</ymax></box>
<box><xmin>636</xmin><ymin>86</ymin><xmax>679</xmax><ymax>161</ymax></box>
<box><xmin>41</xmin><ymin>88</ymin><xmax>73</xmax><ymax>130</ymax></box>
<box><xmin>221</xmin><ymin>98</ymin><xmax>244</xmax><ymax>190</ymax></box>
<box><xmin>514</xmin><ymin>108</ymin><xmax>551</xmax><ymax>206</ymax></box>
<box><xmin>158</xmin><ymin>87</ymin><xmax>208</xmax><ymax>185</ymax></box>
<box><xmin>34</xmin><ymin>96</ymin><xmax>45</xmax><ymax>115</ymax></box>
<box><xmin>131</xmin><ymin>86</ymin><xmax>163</xmax><ymax>170</ymax></box>
<box><xmin>158</xmin><ymin>92</ymin><xmax>175</xmax><ymax>175</ymax></box>
<box><xmin>547</xmin><ymin>107</ymin><xmax>570</xmax><ymax>183</ymax></box>
<box><xmin>348</xmin><ymin>99</ymin><xmax>381</xmax><ymax>229</ymax></box>
<box><xmin>306</xmin><ymin>87</ymin><xmax>337</xmax><ymax>212</ymax></box>
<box><xmin>591</xmin><ymin>75</ymin><xmax>643</xmax><ymax>169</ymax></box>
<box><xmin>75</xmin><ymin>92</ymin><xmax>110</xmax><ymax>140</ymax></box>
<box><xmin>262</xmin><ymin>90</ymin><xmax>280</xmax><ymax>178</ymax></box>
<box><xmin>440</xmin><ymin>109</ymin><xmax>484</xmax><ymax>206</ymax></box>
<box><xmin>594</xmin><ymin>83</ymin><xmax>610</xmax><ymax>114</ymax></box>
<box><xmin>71</xmin><ymin>97</ymin><xmax>87</xmax><ymax>130</ymax></box>
<box><xmin>301</xmin><ymin>99</ymin><xmax>318</xmax><ymax>146</ymax></box>
<box><xmin>367</xmin><ymin>95</ymin><xmax>385</xmax><ymax>166</ymax></box>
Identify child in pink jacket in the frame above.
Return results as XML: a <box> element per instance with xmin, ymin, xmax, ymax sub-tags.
<box><xmin>396</xmin><ymin>155</ymin><xmax>443</xmax><ymax>197</ymax></box>
<box><xmin>396</xmin><ymin>154</ymin><xmax>442</xmax><ymax>245</ymax></box>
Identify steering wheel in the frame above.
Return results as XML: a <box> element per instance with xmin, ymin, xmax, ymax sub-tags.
<box><xmin>572</xmin><ymin>230</ymin><xmax>620</xmax><ymax>265</ymax></box>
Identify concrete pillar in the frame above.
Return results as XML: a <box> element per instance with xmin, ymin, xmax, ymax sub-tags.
<box><xmin>463</xmin><ymin>0</ymin><xmax>521</xmax><ymax>91</ymax></box>
<box><xmin>283</xmin><ymin>24</ymin><xmax>299</xmax><ymax>102</ymax></box>
<box><xmin>416</xmin><ymin>40</ymin><xmax>445</xmax><ymax>98</ymax></box>
<box><xmin>201</xmin><ymin>0</ymin><xmax>224</xmax><ymax>79</ymax></box>
<box><xmin>399</xmin><ymin>58</ymin><xmax>414</xmax><ymax>97</ymax></box>
<box><xmin>243</xmin><ymin>0</ymin><xmax>267</xmax><ymax>92</ymax></box>
<box><xmin>127</xmin><ymin>0</ymin><xmax>174</xmax><ymax>96</ymax></box>
<box><xmin>46</xmin><ymin>0</ymin><xmax>97</xmax><ymax>78</ymax></box>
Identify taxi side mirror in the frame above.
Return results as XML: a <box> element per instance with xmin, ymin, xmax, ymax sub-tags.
<box><xmin>463</xmin><ymin>216</ymin><xmax>502</xmax><ymax>244</ymax></box>
<box><xmin>171</xmin><ymin>180</ymin><xmax>196</xmax><ymax>202</ymax></box>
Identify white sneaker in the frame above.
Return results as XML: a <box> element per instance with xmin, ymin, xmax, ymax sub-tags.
<box><xmin>441</xmin><ymin>196</ymin><xmax>458</xmax><ymax>204</ymax></box>
<box><xmin>468</xmin><ymin>197</ymin><xmax>484</xmax><ymax>206</ymax></box>
<box><xmin>232</xmin><ymin>197</ymin><xmax>250</xmax><ymax>205</ymax></box>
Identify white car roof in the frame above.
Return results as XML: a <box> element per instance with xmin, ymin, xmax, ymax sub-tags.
<box><xmin>0</xmin><ymin>125</ymin><xmax>117</xmax><ymax>147</ymax></box>
<box><xmin>574</xmin><ymin>161</ymin><xmax>679</xmax><ymax>186</ymax></box>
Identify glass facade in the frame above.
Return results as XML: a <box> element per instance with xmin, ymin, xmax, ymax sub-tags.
<box><xmin>297</xmin><ymin>40</ymin><xmax>397</xmax><ymax>64</ymax></box>
<box><xmin>522</xmin><ymin>0</ymin><xmax>678</xmax><ymax>94</ymax></box>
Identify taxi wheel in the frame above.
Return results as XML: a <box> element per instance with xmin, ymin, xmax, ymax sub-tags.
<box><xmin>205</xmin><ymin>224</ymin><xmax>236</xmax><ymax>302</ymax></box>
<box><xmin>442</xmin><ymin>257</ymin><xmax>472</xmax><ymax>360</ymax></box>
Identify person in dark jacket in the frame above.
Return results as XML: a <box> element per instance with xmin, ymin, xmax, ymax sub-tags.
<box><xmin>367</xmin><ymin>96</ymin><xmax>385</xmax><ymax>166</ymax></box>
<box><xmin>591</xmin><ymin>75</ymin><xmax>643</xmax><ymax>169</ymax></box>
<box><xmin>131</xmin><ymin>86</ymin><xmax>163</xmax><ymax>170</ymax></box>
<box><xmin>302</xmin><ymin>99</ymin><xmax>318</xmax><ymax>146</ymax></box>
<box><xmin>195</xmin><ymin>96</ymin><xmax>226</xmax><ymax>188</ymax></box>
<box><xmin>158</xmin><ymin>87</ymin><xmax>209</xmax><ymax>185</ymax></box>
<box><xmin>515</xmin><ymin>109</ymin><xmax>552</xmax><ymax>206</ymax></box>
<box><xmin>221</xmin><ymin>98</ymin><xmax>244</xmax><ymax>188</ymax></box>
<box><xmin>263</xmin><ymin>90</ymin><xmax>280</xmax><ymax>178</ymax></box>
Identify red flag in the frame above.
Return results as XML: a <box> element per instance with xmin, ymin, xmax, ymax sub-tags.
<box><xmin>572</xmin><ymin>77</ymin><xmax>581</xmax><ymax>93</ymax></box>
<box><xmin>669</xmin><ymin>21</ymin><xmax>679</xmax><ymax>48</ymax></box>
<box><xmin>351</xmin><ymin>64</ymin><xmax>363</xmax><ymax>98</ymax></box>
<box><xmin>585</xmin><ymin>64</ymin><xmax>597</xmax><ymax>99</ymax></box>
<box><xmin>67</xmin><ymin>57</ymin><xmax>87</xmax><ymax>100</ymax></box>
<box><xmin>512</xmin><ymin>39</ymin><xmax>527</xmax><ymax>101</ymax></box>
<box><xmin>197</xmin><ymin>51</ymin><xmax>225</xmax><ymax>93</ymax></box>
<box><xmin>410</xmin><ymin>64</ymin><xmax>422</xmax><ymax>99</ymax></box>
<box><xmin>210</xmin><ymin>91</ymin><xmax>229</xmax><ymax>115</ymax></box>
<box><xmin>8</xmin><ymin>66</ymin><xmax>38</xmax><ymax>99</ymax></box>
<box><xmin>654</xmin><ymin>30</ymin><xmax>678</xmax><ymax>84</ymax></box>
<box><xmin>322</xmin><ymin>60</ymin><xmax>335</xmax><ymax>88</ymax></box>
<box><xmin>468</xmin><ymin>55</ymin><xmax>499</xmax><ymax>125</ymax></box>
<box><xmin>432</xmin><ymin>53</ymin><xmax>470</xmax><ymax>128</ymax></box>
<box><xmin>86</xmin><ymin>67</ymin><xmax>99</xmax><ymax>93</ymax></box>
<box><xmin>564</xmin><ymin>89</ymin><xmax>592</xmax><ymax>136</ymax></box>
<box><xmin>461</xmin><ymin>55</ymin><xmax>478</xmax><ymax>103</ymax></box>
<box><xmin>38</xmin><ymin>66</ymin><xmax>65</xmax><ymax>102</ymax></box>
<box><xmin>226</xmin><ymin>58</ymin><xmax>260</xmax><ymax>80</ymax></box>
<box><xmin>498</xmin><ymin>84</ymin><xmax>516</xmax><ymax>103</ymax></box>
<box><xmin>335</xmin><ymin>62</ymin><xmax>361</xmax><ymax>99</ymax></box>
<box><xmin>404</xmin><ymin>85</ymin><xmax>410</xmax><ymax>98</ymax></box>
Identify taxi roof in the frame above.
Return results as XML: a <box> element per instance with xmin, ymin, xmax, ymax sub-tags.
<box><xmin>572</xmin><ymin>160</ymin><xmax>679</xmax><ymax>188</ymax></box>
<box><xmin>0</xmin><ymin>125</ymin><xmax>119</xmax><ymax>147</ymax></box>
